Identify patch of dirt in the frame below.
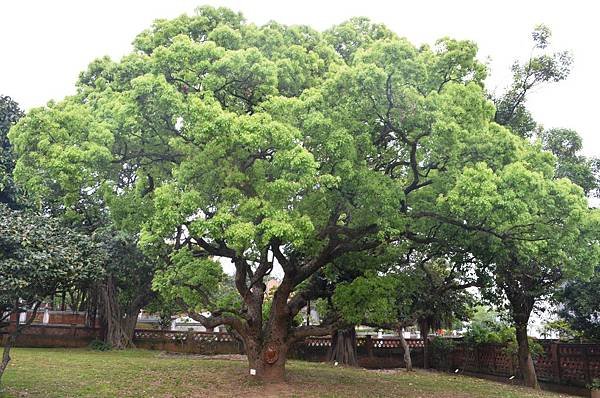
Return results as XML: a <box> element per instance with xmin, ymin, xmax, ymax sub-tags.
<box><xmin>157</xmin><ymin>352</ymin><xmax>248</xmax><ymax>361</ymax></box>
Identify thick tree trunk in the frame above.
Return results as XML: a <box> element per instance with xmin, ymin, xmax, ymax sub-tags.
<box><xmin>420</xmin><ymin>319</ymin><xmax>431</xmax><ymax>369</ymax></box>
<box><xmin>98</xmin><ymin>275</ymin><xmax>141</xmax><ymax>349</ymax></box>
<box><xmin>515</xmin><ymin>323</ymin><xmax>540</xmax><ymax>389</ymax></box>
<box><xmin>244</xmin><ymin>335</ymin><xmax>288</xmax><ymax>383</ymax></box>
<box><xmin>328</xmin><ymin>327</ymin><xmax>358</xmax><ymax>366</ymax></box>
<box><xmin>398</xmin><ymin>327</ymin><xmax>413</xmax><ymax>371</ymax></box>
<box><xmin>242</xmin><ymin>278</ymin><xmax>293</xmax><ymax>383</ymax></box>
<box><xmin>101</xmin><ymin>310</ymin><xmax>137</xmax><ymax>349</ymax></box>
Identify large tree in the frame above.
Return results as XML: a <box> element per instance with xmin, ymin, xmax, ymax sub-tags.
<box><xmin>484</xmin><ymin>26</ymin><xmax>600</xmax><ymax>388</ymax></box>
<box><xmin>0</xmin><ymin>205</ymin><xmax>104</xmax><ymax>383</ymax></box>
<box><xmin>9</xmin><ymin>7</ymin><xmax>589</xmax><ymax>383</ymax></box>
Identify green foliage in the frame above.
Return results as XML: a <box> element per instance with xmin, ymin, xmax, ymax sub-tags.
<box><xmin>430</xmin><ymin>336</ymin><xmax>456</xmax><ymax>369</ymax></box>
<box><xmin>430</xmin><ymin>336</ymin><xmax>456</xmax><ymax>352</ymax></box>
<box><xmin>463</xmin><ymin>307</ymin><xmax>515</xmax><ymax>345</ymax></box>
<box><xmin>588</xmin><ymin>379</ymin><xmax>600</xmax><ymax>391</ymax></box>
<box><xmin>556</xmin><ymin>266</ymin><xmax>600</xmax><ymax>341</ymax></box>
<box><xmin>462</xmin><ymin>307</ymin><xmax>543</xmax><ymax>358</ymax></box>
<box><xmin>0</xmin><ymin>205</ymin><xmax>105</xmax><ymax>317</ymax></box>
<box><xmin>541</xmin><ymin>128</ymin><xmax>599</xmax><ymax>196</ymax></box>
<box><xmin>0</xmin><ymin>95</ymin><xmax>24</xmax><ymax>209</ymax></box>
<box><xmin>94</xmin><ymin>227</ymin><xmax>159</xmax><ymax>312</ymax></box>
<box><xmin>493</xmin><ymin>24</ymin><xmax>572</xmax><ymax>138</ymax></box>
<box><xmin>7</xmin><ymin>7</ymin><xmax>597</xmax><ymax>359</ymax></box>
<box><xmin>333</xmin><ymin>273</ymin><xmax>399</xmax><ymax>325</ymax></box>
<box><xmin>324</xmin><ymin>17</ymin><xmax>395</xmax><ymax>62</ymax></box>
<box><xmin>504</xmin><ymin>338</ymin><xmax>544</xmax><ymax>361</ymax></box>
<box><xmin>540</xmin><ymin>319</ymin><xmax>582</xmax><ymax>341</ymax></box>
<box><xmin>88</xmin><ymin>339</ymin><xmax>112</xmax><ymax>351</ymax></box>
<box><xmin>333</xmin><ymin>258</ymin><xmax>475</xmax><ymax>333</ymax></box>
<box><xmin>152</xmin><ymin>250</ymin><xmax>235</xmax><ymax>313</ymax></box>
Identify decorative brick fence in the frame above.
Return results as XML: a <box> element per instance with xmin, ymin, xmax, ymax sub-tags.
<box><xmin>443</xmin><ymin>342</ymin><xmax>600</xmax><ymax>387</ymax></box>
<box><xmin>132</xmin><ymin>329</ymin><xmax>243</xmax><ymax>355</ymax></box>
<box><xmin>291</xmin><ymin>336</ymin><xmax>425</xmax><ymax>368</ymax></box>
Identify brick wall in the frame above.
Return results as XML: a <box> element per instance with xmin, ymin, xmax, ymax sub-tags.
<box><xmin>8</xmin><ymin>310</ymin><xmax>95</xmax><ymax>326</ymax></box>
<box><xmin>1</xmin><ymin>324</ymin><xmax>100</xmax><ymax>348</ymax></box>
<box><xmin>132</xmin><ymin>329</ymin><xmax>243</xmax><ymax>355</ymax></box>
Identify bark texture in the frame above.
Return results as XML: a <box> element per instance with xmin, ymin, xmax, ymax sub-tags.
<box><xmin>328</xmin><ymin>327</ymin><xmax>358</xmax><ymax>366</ymax></box>
<box><xmin>515</xmin><ymin>323</ymin><xmax>540</xmax><ymax>389</ymax></box>
<box><xmin>398</xmin><ymin>328</ymin><xmax>413</xmax><ymax>371</ymax></box>
<box><xmin>98</xmin><ymin>275</ymin><xmax>149</xmax><ymax>349</ymax></box>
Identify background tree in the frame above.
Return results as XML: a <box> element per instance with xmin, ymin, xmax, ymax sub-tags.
<box><xmin>541</xmin><ymin>128</ymin><xmax>599</xmax><ymax>196</ymax></box>
<box><xmin>492</xmin><ymin>24</ymin><xmax>572</xmax><ymax>139</ymax></box>
<box><xmin>94</xmin><ymin>228</ymin><xmax>161</xmax><ymax>348</ymax></box>
<box><xmin>8</xmin><ymin>82</ymin><xmax>165</xmax><ymax>349</ymax></box>
<box><xmin>334</xmin><ymin>254</ymin><xmax>475</xmax><ymax>370</ymax></box>
<box><xmin>491</xmin><ymin>27</ymin><xmax>599</xmax><ymax>198</ymax></box>
<box><xmin>556</xmin><ymin>266</ymin><xmax>600</xmax><ymax>341</ymax></box>
<box><xmin>438</xmin><ymin>159</ymin><xmax>600</xmax><ymax>388</ymax></box>
<box><xmin>0</xmin><ymin>95</ymin><xmax>24</xmax><ymax>209</ymax></box>
<box><xmin>0</xmin><ymin>205</ymin><xmax>104</xmax><ymax>383</ymax></box>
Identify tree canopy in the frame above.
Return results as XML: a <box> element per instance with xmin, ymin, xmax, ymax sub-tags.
<box><xmin>556</xmin><ymin>267</ymin><xmax>600</xmax><ymax>341</ymax></box>
<box><xmin>7</xmin><ymin>7</ymin><xmax>598</xmax><ymax>383</ymax></box>
<box><xmin>0</xmin><ymin>204</ymin><xmax>105</xmax><ymax>381</ymax></box>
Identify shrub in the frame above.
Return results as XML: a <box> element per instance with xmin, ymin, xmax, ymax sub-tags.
<box><xmin>88</xmin><ymin>339</ymin><xmax>111</xmax><ymax>351</ymax></box>
<box><xmin>588</xmin><ymin>379</ymin><xmax>600</xmax><ymax>391</ymax></box>
<box><xmin>430</xmin><ymin>337</ymin><xmax>456</xmax><ymax>370</ymax></box>
<box><xmin>503</xmin><ymin>337</ymin><xmax>545</xmax><ymax>360</ymax></box>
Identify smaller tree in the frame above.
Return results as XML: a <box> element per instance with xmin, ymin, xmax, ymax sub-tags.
<box><xmin>0</xmin><ymin>205</ymin><xmax>104</xmax><ymax>382</ymax></box>
<box><xmin>541</xmin><ymin>128</ymin><xmax>599</xmax><ymax>196</ymax></box>
<box><xmin>333</xmin><ymin>256</ymin><xmax>475</xmax><ymax>370</ymax></box>
<box><xmin>94</xmin><ymin>228</ymin><xmax>160</xmax><ymax>348</ymax></box>
<box><xmin>493</xmin><ymin>25</ymin><xmax>572</xmax><ymax>138</ymax></box>
<box><xmin>556</xmin><ymin>266</ymin><xmax>600</xmax><ymax>341</ymax></box>
<box><xmin>440</xmin><ymin>160</ymin><xmax>600</xmax><ymax>389</ymax></box>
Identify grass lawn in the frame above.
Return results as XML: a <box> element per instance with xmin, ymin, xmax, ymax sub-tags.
<box><xmin>0</xmin><ymin>348</ymin><xmax>576</xmax><ymax>398</ymax></box>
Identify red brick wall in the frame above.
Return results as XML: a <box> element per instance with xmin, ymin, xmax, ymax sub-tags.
<box><xmin>1</xmin><ymin>324</ymin><xmax>100</xmax><ymax>348</ymax></box>
<box><xmin>8</xmin><ymin>311</ymin><xmax>96</xmax><ymax>326</ymax></box>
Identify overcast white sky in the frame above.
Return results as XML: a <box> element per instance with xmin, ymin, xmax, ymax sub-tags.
<box><xmin>1</xmin><ymin>0</ymin><xmax>597</xmax><ymax>158</ymax></box>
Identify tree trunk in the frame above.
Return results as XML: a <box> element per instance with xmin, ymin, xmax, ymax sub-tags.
<box><xmin>328</xmin><ymin>326</ymin><xmax>358</xmax><ymax>366</ymax></box>
<box><xmin>98</xmin><ymin>275</ymin><xmax>140</xmax><ymax>349</ymax></box>
<box><xmin>398</xmin><ymin>327</ymin><xmax>413</xmax><ymax>371</ymax></box>
<box><xmin>420</xmin><ymin>319</ymin><xmax>431</xmax><ymax>369</ymax></box>
<box><xmin>0</xmin><ymin>304</ymin><xmax>40</xmax><ymax>384</ymax></box>
<box><xmin>515</xmin><ymin>322</ymin><xmax>540</xmax><ymax>389</ymax></box>
<box><xmin>0</xmin><ymin>332</ymin><xmax>16</xmax><ymax>383</ymax></box>
<box><xmin>245</xmin><ymin>336</ymin><xmax>288</xmax><ymax>383</ymax></box>
<box><xmin>242</xmin><ymin>279</ymin><xmax>292</xmax><ymax>384</ymax></box>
